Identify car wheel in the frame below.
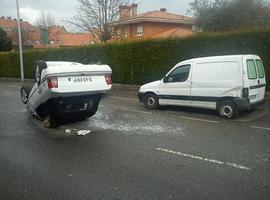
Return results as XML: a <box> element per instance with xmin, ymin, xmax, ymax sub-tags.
<box><xmin>144</xmin><ymin>93</ymin><xmax>159</xmax><ymax>109</ymax></box>
<box><xmin>218</xmin><ymin>100</ymin><xmax>239</xmax><ymax>119</ymax></box>
<box><xmin>20</xmin><ymin>87</ymin><xmax>31</xmax><ymax>104</ymax></box>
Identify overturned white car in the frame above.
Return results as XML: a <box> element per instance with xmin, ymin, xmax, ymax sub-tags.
<box><xmin>20</xmin><ymin>61</ymin><xmax>112</xmax><ymax>124</ymax></box>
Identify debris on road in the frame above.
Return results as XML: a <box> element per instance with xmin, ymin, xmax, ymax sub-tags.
<box><xmin>65</xmin><ymin>129</ymin><xmax>91</xmax><ymax>136</ymax></box>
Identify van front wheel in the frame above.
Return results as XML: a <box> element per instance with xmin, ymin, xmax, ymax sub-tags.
<box><xmin>144</xmin><ymin>93</ymin><xmax>159</xmax><ymax>110</ymax></box>
<box><xmin>218</xmin><ymin>100</ymin><xmax>239</xmax><ymax>119</ymax></box>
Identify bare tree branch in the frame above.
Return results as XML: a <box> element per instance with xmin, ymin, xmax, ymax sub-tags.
<box><xmin>35</xmin><ymin>10</ymin><xmax>55</xmax><ymax>28</ymax></box>
<box><xmin>65</xmin><ymin>0</ymin><xmax>133</xmax><ymax>42</ymax></box>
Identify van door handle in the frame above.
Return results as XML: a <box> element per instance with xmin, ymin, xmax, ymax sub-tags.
<box><xmin>258</xmin><ymin>80</ymin><xmax>260</xmax><ymax>85</ymax></box>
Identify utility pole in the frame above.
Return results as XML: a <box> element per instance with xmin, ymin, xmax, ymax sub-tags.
<box><xmin>16</xmin><ymin>0</ymin><xmax>24</xmax><ymax>83</ymax></box>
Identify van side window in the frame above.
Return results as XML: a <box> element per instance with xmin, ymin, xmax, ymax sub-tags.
<box><xmin>247</xmin><ymin>60</ymin><xmax>257</xmax><ymax>79</ymax></box>
<box><xmin>167</xmin><ymin>64</ymin><xmax>191</xmax><ymax>82</ymax></box>
<box><xmin>256</xmin><ymin>60</ymin><xmax>265</xmax><ymax>78</ymax></box>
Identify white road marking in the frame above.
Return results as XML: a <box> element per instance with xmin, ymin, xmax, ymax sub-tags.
<box><xmin>180</xmin><ymin>116</ymin><xmax>219</xmax><ymax>124</ymax></box>
<box><xmin>155</xmin><ymin>148</ymin><xmax>251</xmax><ymax>170</ymax></box>
<box><xmin>251</xmin><ymin>126</ymin><xmax>270</xmax><ymax>131</ymax></box>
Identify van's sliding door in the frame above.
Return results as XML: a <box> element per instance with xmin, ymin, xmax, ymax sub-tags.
<box><xmin>190</xmin><ymin>61</ymin><xmax>241</xmax><ymax>110</ymax></box>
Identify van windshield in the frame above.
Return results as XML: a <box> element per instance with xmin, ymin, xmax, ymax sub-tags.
<box><xmin>256</xmin><ymin>60</ymin><xmax>265</xmax><ymax>78</ymax></box>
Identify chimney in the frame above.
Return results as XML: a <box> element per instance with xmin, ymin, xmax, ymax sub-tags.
<box><xmin>131</xmin><ymin>4</ymin><xmax>138</xmax><ymax>17</ymax></box>
<box><xmin>119</xmin><ymin>5</ymin><xmax>132</xmax><ymax>20</ymax></box>
<box><xmin>7</xmin><ymin>17</ymin><xmax>12</xmax><ymax>20</ymax></box>
<box><xmin>20</xmin><ymin>19</ymin><xmax>23</xmax><ymax>22</ymax></box>
<box><xmin>160</xmin><ymin>8</ymin><xmax>167</xmax><ymax>12</ymax></box>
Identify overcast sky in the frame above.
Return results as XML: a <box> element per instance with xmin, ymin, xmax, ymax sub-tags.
<box><xmin>0</xmin><ymin>0</ymin><xmax>194</xmax><ymax>31</ymax></box>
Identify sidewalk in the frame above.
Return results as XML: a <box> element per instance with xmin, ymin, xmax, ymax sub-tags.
<box><xmin>108</xmin><ymin>84</ymin><xmax>140</xmax><ymax>99</ymax></box>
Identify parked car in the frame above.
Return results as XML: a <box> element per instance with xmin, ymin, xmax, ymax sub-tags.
<box><xmin>20</xmin><ymin>61</ymin><xmax>112</xmax><ymax>124</ymax></box>
<box><xmin>138</xmin><ymin>55</ymin><xmax>266</xmax><ymax>118</ymax></box>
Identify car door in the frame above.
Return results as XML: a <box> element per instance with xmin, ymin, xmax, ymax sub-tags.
<box><xmin>158</xmin><ymin>64</ymin><xmax>192</xmax><ymax>106</ymax></box>
<box><xmin>28</xmin><ymin>65</ymin><xmax>46</xmax><ymax>110</ymax></box>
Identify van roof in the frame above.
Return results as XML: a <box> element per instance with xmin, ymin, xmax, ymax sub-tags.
<box><xmin>179</xmin><ymin>54</ymin><xmax>260</xmax><ymax>64</ymax></box>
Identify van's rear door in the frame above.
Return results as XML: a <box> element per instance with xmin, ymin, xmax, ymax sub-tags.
<box><xmin>255</xmin><ymin>59</ymin><xmax>266</xmax><ymax>101</ymax></box>
<box><xmin>245</xmin><ymin>56</ymin><xmax>265</xmax><ymax>103</ymax></box>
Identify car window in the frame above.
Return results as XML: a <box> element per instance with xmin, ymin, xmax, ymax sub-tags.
<box><xmin>246</xmin><ymin>60</ymin><xmax>257</xmax><ymax>79</ymax></box>
<box><xmin>167</xmin><ymin>64</ymin><xmax>191</xmax><ymax>83</ymax></box>
<box><xmin>256</xmin><ymin>59</ymin><xmax>265</xmax><ymax>78</ymax></box>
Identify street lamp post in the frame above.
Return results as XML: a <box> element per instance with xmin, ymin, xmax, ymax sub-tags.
<box><xmin>16</xmin><ymin>0</ymin><xmax>24</xmax><ymax>83</ymax></box>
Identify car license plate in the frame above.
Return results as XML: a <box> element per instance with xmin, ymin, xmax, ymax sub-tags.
<box><xmin>73</xmin><ymin>77</ymin><xmax>92</xmax><ymax>83</ymax></box>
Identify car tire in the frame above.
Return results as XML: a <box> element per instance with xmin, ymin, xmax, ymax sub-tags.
<box><xmin>86</xmin><ymin>97</ymin><xmax>101</xmax><ymax>117</ymax></box>
<box><xmin>20</xmin><ymin>86</ymin><xmax>31</xmax><ymax>104</ymax></box>
<box><xmin>218</xmin><ymin>100</ymin><xmax>239</xmax><ymax>119</ymax></box>
<box><xmin>144</xmin><ymin>93</ymin><xmax>159</xmax><ymax>110</ymax></box>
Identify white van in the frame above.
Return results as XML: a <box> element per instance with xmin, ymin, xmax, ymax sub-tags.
<box><xmin>138</xmin><ymin>55</ymin><xmax>266</xmax><ymax>118</ymax></box>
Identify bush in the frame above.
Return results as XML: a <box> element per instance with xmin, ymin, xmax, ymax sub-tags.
<box><xmin>0</xmin><ymin>27</ymin><xmax>13</xmax><ymax>51</ymax></box>
<box><xmin>0</xmin><ymin>28</ymin><xmax>269</xmax><ymax>90</ymax></box>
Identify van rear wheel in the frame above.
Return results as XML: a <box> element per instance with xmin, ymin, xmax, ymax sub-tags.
<box><xmin>218</xmin><ymin>100</ymin><xmax>239</xmax><ymax>119</ymax></box>
<box><xmin>144</xmin><ymin>93</ymin><xmax>159</xmax><ymax>110</ymax></box>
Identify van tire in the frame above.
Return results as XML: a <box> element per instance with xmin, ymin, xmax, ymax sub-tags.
<box><xmin>218</xmin><ymin>100</ymin><xmax>239</xmax><ymax>119</ymax></box>
<box><xmin>144</xmin><ymin>93</ymin><xmax>159</xmax><ymax>110</ymax></box>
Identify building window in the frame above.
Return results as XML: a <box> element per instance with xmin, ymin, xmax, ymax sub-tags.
<box><xmin>124</xmin><ymin>27</ymin><xmax>128</xmax><ymax>38</ymax></box>
<box><xmin>137</xmin><ymin>25</ymin><xmax>143</xmax><ymax>36</ymax></box>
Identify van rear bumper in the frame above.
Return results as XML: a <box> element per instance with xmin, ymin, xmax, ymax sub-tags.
<box><xmin>234</xmin><ymin>98</ymin><xmax>265</xmax><ymax>111</ymax></box>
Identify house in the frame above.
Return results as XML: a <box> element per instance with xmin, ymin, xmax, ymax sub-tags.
<box><xmin>0</xmin><ymin>16</ymin><xmax>39</xmax><ymax>46</ymax></box>
<box><xmin>0</xmin><ymin>16</ymin><xmax>95</xmax><ymax>48</ymax></box>
<box><xmin>112</xmin><ymin>4</ymin><xmax>195</xmax><ymax>41</ymax></box>
<box><xmin>34</xmin><ymin>26</ymin><xmax>96</xmax><ymax>48</ymax></box>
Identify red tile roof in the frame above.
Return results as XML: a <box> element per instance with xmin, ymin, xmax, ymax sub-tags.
<box><xmin>57</xmin><ymin>33</ymin><xmax>95</xmax><ymax>46</ymax></box>
<box><xmin>152</xmin><ymin>27</ymin><xmax>195</xmax><ymax>39</ymax></box>
<box><xmin>117</xmin><ymin>10</ymin><xmax>194</xmax><ymax>25</ymax></box>
<box><xmin>0</xmin><ymin>17</ymin><xmax>38</xmax><ymax>32</ymax></box>
<box><xmin>0</xmin><ymin>17</ymin><xmax>96</xmax><ymax>47</ymax></box>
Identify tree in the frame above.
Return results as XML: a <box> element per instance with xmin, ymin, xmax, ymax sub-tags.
<box><xmin>35</xmin><ymin>10</ymin><xmax>55</xmax><ymax>28</ymax></box>
<box><xmin>66</xmin><ymin>0</ymin><xmax>132</xmax><ymax>42</ymax></box>
<box><xmin>0</xmin><ymin>28</ymin><xmax>13</xmax><ymax>51</ymax></box>
<box><xmin>189</xmin><ymin>0</ymin><xmax>270</xmax><ymax>31</ymax></box>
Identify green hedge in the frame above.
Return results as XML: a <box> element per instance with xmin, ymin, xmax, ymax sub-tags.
<box><xmin>0</xmin><ymin>29</ymin><xmax>269</xmax><ymax>90</ymax></box>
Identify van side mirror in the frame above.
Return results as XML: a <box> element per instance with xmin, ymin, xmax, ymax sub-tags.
<box><xmin>163</xmin><ymin>76</ymin><xmax>168</xmax><ymax>83</ymax></box>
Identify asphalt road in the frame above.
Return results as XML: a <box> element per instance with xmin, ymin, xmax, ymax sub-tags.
<box><xmin>0</xmin><ymin>80</ymin><xmax>270</xmax><ymax>200</ymax></box>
